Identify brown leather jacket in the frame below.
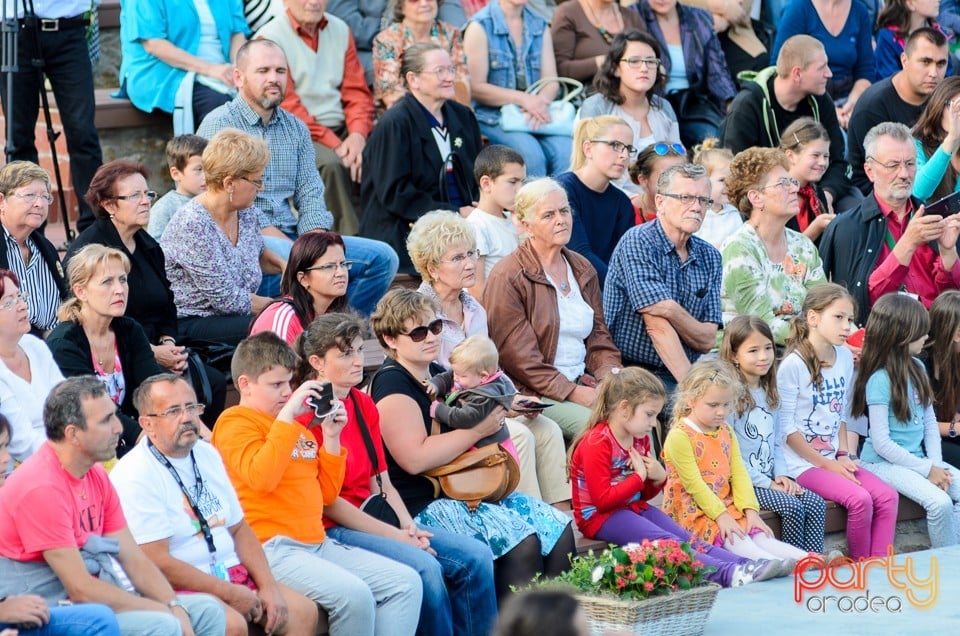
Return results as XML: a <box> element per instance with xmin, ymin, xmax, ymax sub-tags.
<box><xmin>482</xmin><ymin>239</ymin><xmax>622</xmax><ymax>400</ymax></box>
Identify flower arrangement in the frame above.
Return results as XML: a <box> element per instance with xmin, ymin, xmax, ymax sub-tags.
<box><xmin>557</xmin><ymin>539</ymin><xmax>714</xmax><ymax>600</ymax></box>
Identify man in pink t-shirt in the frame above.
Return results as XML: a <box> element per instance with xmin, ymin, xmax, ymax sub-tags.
<box><xmin>0</xmin><ymin>376</ymin><xmax>225</xmax><ymax>636</ymax></box>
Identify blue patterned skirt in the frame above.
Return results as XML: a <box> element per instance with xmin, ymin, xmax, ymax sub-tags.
<box><xmin>414</xmin><ymin>492</ymin><xmax>571</xmax><ymax>559</ymax></box>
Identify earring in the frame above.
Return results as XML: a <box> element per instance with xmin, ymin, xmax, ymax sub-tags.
<box><xmin>229</xmin><ymin>189</ymin><xmax>234</xmax><ymax>204</ymax></box>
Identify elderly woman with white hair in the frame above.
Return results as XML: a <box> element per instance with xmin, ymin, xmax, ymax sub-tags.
<box><xmin>483</xmin><ymin>179</ymin><xmax>622</xmax><ymax>439</ymax></box>
<box><xmin>407</xmin><ymin>210</ymin><xmax>571</xmax><ymax>505</ymax></box>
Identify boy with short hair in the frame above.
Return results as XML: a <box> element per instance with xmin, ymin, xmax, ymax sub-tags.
<box><xmin>465</xmin><ymin>145</ymin><xmax>526</xmax><ymax>299</ymax></box>
<box><xmin>212</xmin><ymin>332</ymin><xmax>422</xmax><ymax>636</ymax></box>
<box><xmin>148</xmin><ymin>135</ymin><xmax>208</xmax><ymax>239</ymax></box>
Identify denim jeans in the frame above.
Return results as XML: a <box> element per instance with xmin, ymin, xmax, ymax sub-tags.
<box><xmin>262</xmin><ymin>535</ymin><xmax>422</xmax><ymax>636</ymax></box>
<box><xmin>477</xmin><ymin>123</ymin><xmax>571</xmax><ymax>177</ymax></box>
<box><xmin>0</xmin><ymin>23</ymin><xmax>102</xmax><ymax>230</ymax></box>
<box><xmin>113</xmin><ymin>593</ymin><xmax>225</xmax><ymax>636</ymax></box>
<box><xmin>260</xmin><ymin>233</ymin><xmax>399</xmax><ymax>316</ymax></box>
<box><xmin>5</xmin><ymin>603</ymin><xmax>120</xmax><ymax>636</ymax></box>
<box><xmin>326</xmin><ymin>525</ymin><xmax>497</xmax><ymax>636</ymax></box>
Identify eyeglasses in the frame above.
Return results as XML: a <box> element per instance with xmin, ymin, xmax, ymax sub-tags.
<box><xmin>400</xmin><ymin>318</ymin><xmax>443</xmax><ymax>342</ymax></box>
<box><xmin>240</xmin><ymin>176</ymin><xmax>265</xmax><ymax>188</ymax></box>
<box><xmin>866</xmin><ymin>157</ymin><xmax>917</xmax><ymax>172</ymax></box>
<box><xmin>0</xmin><ymin>291</ymin><xmax>28</xmax><ymax>311</ymax></box>
<box><xmin>304</xmin><ymin>260</ymin><xmax>354</xmax><ymax>274</ymax></box>
<box><xmin>620</xmin><ymin>56</ymin><xmax>661</xmax><ymax>69</ymax></box>
<box><xmin>759</xmin><ymin>177</ymin><xmax>800</xmax><ymax>191</ymax></box>
<box><xmin>652</xmin><ymin>143</ymin><xmax>686</xmax><ymax>157</ymax></box>
<box><xmin>420</xmin><ymin>66</ymin><xmax>457</xmax><ymax>79</ymax></box>
<box><xmin>7</xmin><ymin>191</ymin><xmax>53</xmax><ymax>204</ymax></box>
<box><xmin>442</xmin><ymin>250</ymin><xmax>479</xmax><ymax>265</ymax></box>
<box><xmin>591</xmin><ymin>139</ymin><xmax>638</xmax><ymax>157</ymax></box>
<box><xmin>143</xmin><ymin>403</ymin><xmax>206</xmax><ymax>419</ymax></box>
<box><xmin>660</xmin><ymin>193</ymin><xmax>714</xmax><ymax>208</ymax></box>
<box><xmin>114</xmin><ymin>190</ymin><xmax>158</xmax><ymax>202</ymax></box>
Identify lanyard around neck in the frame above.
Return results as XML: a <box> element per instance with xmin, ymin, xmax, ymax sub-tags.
<box><xmin>147</xmin><ymin>439</ymin><xmax>217</xmax><ymax>557</ymax></box>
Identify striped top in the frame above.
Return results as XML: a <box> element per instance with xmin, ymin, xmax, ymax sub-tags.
<box><xmin>4</xmin><ymin>227</ymin><xmax>59</xmax><ymax>332</ymax></box>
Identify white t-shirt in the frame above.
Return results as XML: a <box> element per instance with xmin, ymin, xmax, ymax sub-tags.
<box><xmin>110</xmin><ymin>439</ymin><xmax>244</xmax><ymax>573</ymax></box>
<box><xmin>547</xmin><ymin>259</ymin><xmax>594</xmax><ymax>382</ymax></box>
<box><xmin>0</xmin><ymin>334</ymin><xmax>64</xmax><ymax>463</ymax></box>
<box><xmin>465</xmin><ymin>208</ymin><xmax>521</xmax><ymax>278</ymax></box>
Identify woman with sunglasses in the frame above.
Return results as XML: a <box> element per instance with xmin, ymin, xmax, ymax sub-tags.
<box><xmin>369</xmin><ymin>288</ymin><xmax>575</xmax><ymax>601</ymax></box>
<box><xmin>408</xmin><ymin>211</ymin><xmax>571</xmax><ymax>506</ymax></box>
<box><xmin>720</xmin><ymin>147</ymin><xmax>826</xmax><ymax>347</ymax></box>
<box><xmin>250</xmin><ymin>231</ymin><xmax>350</xmax><ymax>345</ymax></box>
<box><xmin>558</xmin><ymin>116</ymin><xmax>637</xmax><ymax>286</ymax></box>
<box><xmin>65</xmin><ymin>160</ymin><xmax>228</xmax><ymax>429</ymax></box>
<box><xmin>628</xmin><ymin>141</ymin><xmax>687</xmax><ymax>223</ymax></box>
<box><xmin>484</xmin><ymin>178</ymin><xmax>622</xmax><ymax>440</ymax></box>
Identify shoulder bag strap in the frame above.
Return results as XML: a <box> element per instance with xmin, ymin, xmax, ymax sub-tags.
<box><xmin>349</xmin><ymin>389</ymin><xmax>385</xmax><ymax>496</ymax></box>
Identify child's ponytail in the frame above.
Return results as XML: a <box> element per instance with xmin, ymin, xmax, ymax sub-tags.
<box><xmin>786</xmin><ymin>283</ymin><xmax>855</xmax><ymax>388</ymax></box>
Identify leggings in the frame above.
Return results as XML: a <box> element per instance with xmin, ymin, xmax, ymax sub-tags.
<box><xmin>797</xmin><ymin>466</ymin><xmax>899</xmax><ymax>559</ymax></box>
<box><xmin>595</xmin><ymin>507</ymin><xmax>749</xmax><ymax>587</ymax></box>
<box><xmin>755</xmin><ymin>485</ymin><xmax>827</xmax><ymax>553</ymax></box>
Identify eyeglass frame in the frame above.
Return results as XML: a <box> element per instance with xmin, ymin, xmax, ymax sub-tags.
<box><xmin>591</xmin><ymin>139</ymin><xmax>639</xmax><ymax>158</ymax></box>
<box><xmin>865</xmin><ymin>156</ymin><xmax>917</xmax><ymax>173</ymax></box>
<box><xmin>240</xmin><ymin>176</ymin><xmax>265</xmax><ymax>188</ymax></box>
<box><xmin>6</xmin><ymin>191</ymin><xmax>54</xmax><ymax>204</ymax></box>
<box><xmin>0</xmin><ymin>291</ymin><xmax>29</xmax><ymax>311</ymax></box>
<box><xmin>651</xmin><ymin>143</ymin><xmax>687</xmax><ymax>157</ymax></box>
<box><xmin>758</xmin><ymin>177</ymin><xmax>800</xmax><ymax>191</ymax></box>
<box><xmin>620</xmin><ymin>56</ymin><xmax>661</xmax><ymax>69</ymax></box>
<box><xmin>659</xmin><ymin>192</ymin><xmax>715</xmax><ymax>208</ymax></box>
<box><xmin>143</xmin><ymin>403</ymin><xmax>206</xmax><ymax>419</ymax></box>
<box><xmin>303</xmin><ymin>261</ymin><xmax>354</xmax><ymax>274</ymax></box>
<box><xmin>114</xmin><ymin>190</ymin><xmax>158</xmax><ymax>203</ymax></box>
<box><xmin>441</xmin><ymin>250</ymin><xmax>480</xmax><ymax>265</ymax></box>
<box><xmin>419</xmin><ymin>66</ymin><xmax>457</xmax><ymax>79</ymax></box>
<box><xmin>399</xmin><ymin>318</ymin><xmax>444</xmax><ymax>343</ymax></box>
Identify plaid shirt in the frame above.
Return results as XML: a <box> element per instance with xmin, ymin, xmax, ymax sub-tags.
<box><xmin>602</xmin><ymin>220</ymin><xmax>721</xmax><ymax>368</ymax></box>
<box><xmin>197</xmin><ymin>96</ymin><xmax>333</xmax><ymax>235</ymax></box>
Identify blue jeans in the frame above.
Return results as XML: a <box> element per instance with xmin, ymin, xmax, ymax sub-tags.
<box><xmin>326</xmin><ymin>524</ymin><xmax>497</xmax><ymax>636</ymax></box>
<box><xmin>4</xmin><ymin>604</ymin><xmax>120</xmax><ymax>636</ymax></box>
<box><xmin>477</xmin><ymin>123</ymin><xmax>571</xmax><ymax>177</ymax></box>
<box><xmin>114</xmin><ymin>593</ymin><xmax>225</xmax><ymax>636</ymax></box>
<box><xmin>261</xmin><ymin>233</ymin><xmax>399</xmax><ymax>316</ymax></box>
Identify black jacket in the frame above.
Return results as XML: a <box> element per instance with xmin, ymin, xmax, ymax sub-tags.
<box><xmin>64</xmin><ymin>219</ymin><xmax>178</xmax><ymax>344</ymax></box>
<box><xmin>0</xmin><ymin>229</ymin><xmax>68</xmax><ymax>335</ymax></box>
<box><xmin>360</xmin><ymin>93</ymin><xmax>482</xmax><ymax>274</ymax></box>
<box><xmin>819</xmin><ymin>194</ymin><xmax>924</xmax><ymax>326</ymax></box>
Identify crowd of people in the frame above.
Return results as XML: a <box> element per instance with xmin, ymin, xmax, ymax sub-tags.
<box><xmin>7</xmin><ymin>0</ymin><xmax>960</xmax><ymax>633</ymax></box>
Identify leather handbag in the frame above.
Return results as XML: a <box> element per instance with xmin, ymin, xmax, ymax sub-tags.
<box><xmin>500</xmin><ymin>77</ymin><xmax>583</xmax><ymax>137</ymax></box>
<box><xmin>422</xmin><ymin>420</ymin><xmax>520</xmax><ymax>511</ymax></box>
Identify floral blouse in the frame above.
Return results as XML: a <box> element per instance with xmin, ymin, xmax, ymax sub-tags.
<box><xmin>372</xmin><ymin>20</ymin><xmax>469</xmax><ymax>115</ymax></box>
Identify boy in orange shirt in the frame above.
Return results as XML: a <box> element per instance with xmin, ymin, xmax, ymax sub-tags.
<box><xmin>212</xmin><ymin>332</ymin><xmax>422</xmax><ymax>636</ymax></box>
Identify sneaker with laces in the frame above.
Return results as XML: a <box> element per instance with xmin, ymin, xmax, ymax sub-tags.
<box><xmin>730</xmin><ymin>558</ymin><xmax>780</xmax><ymax>586</ymax></box>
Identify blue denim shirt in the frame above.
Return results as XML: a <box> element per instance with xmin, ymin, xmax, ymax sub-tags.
<box><xmin>470</xmin><ymin>2</ymin><xmax>547</xmax><ymax>126</ymax></box>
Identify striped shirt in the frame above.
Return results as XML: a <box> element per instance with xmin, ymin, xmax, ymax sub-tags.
<box><xmin>197</xmin><ymin>95</ymin><xmax>333</xmax><ymax>236</ymax></box>
<box><xmin>248</xmin><ymin>298</ymin><xmax>304</xmax><ymax>345</ymax></box>
<box><xmin>4</xmin><ymin>228</ymin><xmax>59</xmax><ymax>332</ymax></box>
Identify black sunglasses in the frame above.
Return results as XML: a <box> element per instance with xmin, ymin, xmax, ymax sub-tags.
<box><xmin>400</xmin><ymin>319</ymin><xmax>443</xmax><ymax>342</ymax></box>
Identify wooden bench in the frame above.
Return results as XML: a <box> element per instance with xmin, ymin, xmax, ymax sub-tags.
<box><xmin>99</xmin><ymin>0</ymin><xmax>120</xmax><ymax>29</ymax></box>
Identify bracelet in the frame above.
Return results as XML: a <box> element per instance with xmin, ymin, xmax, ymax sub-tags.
<box><xmin>159</xmin><ymin>337</ymin><xmax>176</xmax><ymax>345</ymax></box>
<box><xmin>836</xmin><ymin>451</ymin><xmax>849</xmax><ymax>457</ymax></box>
<box><xmin>849</xmin><ymin>454</ymin><xmax>859</xmax><ymax>461</ymax></box>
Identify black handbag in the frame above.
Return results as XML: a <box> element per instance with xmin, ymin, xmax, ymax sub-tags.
<box><xmin>352</xmin><ymin>392</ymin><xmax>401</xmax><ymax>528</ymax></box>
<box><xmin>667</xmin><ymin>89</ymin><xmax>725</xmax><ymax>129</ymax></box>
<box><xmin>184</xmin><ymin>349</ymin><xmax>213</xmax><ymax>407</ymax></box>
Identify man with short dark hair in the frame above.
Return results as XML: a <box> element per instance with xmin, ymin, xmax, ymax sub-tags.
<box><xmin>0</xmin><ymin>376</ymin><xmax>225</xmax><ymax>636</ymax></box>
<box><xmin>847</xmin><ymin>28</ymin><xmax>950</xmax><ymax>194</ymax></box>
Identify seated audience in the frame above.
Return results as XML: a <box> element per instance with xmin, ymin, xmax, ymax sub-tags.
<box><xmin>148</xmin><ymin>134</ymin><xmax>208</xmax><ymax>240</ymax></box>
<box><xmin>256</xmin><ymin>0</ymin><xmax>375</xmax><ymax>236</ymax></box>
<box><xmin>820</xmin><ymin>122</ymin><xmax>960</xmax><ymax>326</ymax></box>
<box><xmin>296</xmin><ymin>314</ymin><xmax>499</xmax><ymax>636</ymax></box>
<box><xmin>0</xmin><ymin>377</ymin><xmax>227</xmax><ymax>635</ymax></box>
<box><xmin>692</xmin><ymin>140</ymin><xmax>742</xmax><ymax>249</ymax></box>
<box><xmin>485</xmin><ymin>179</ymin><xmax>622</xmax><ymax>438</ymax></box>
<box><xmin>721</xmin><ymin>147</ymin><xmax>826</xmax><ymax>347</ymax></box>
<box><xmin>559</xmin><ymin>116</ymin><xmax>636</xmax><ymax>286</ymax></box>
<box><xmin>463</xmin><ymin>0</ymin><xmax>572</xmax><ymax>177</ymax></box>
<box><xmin>579</xmin><ymin>30</ymin><xmax>681</xmax><ymax>202</ymax></box>
<box><xmin>780</xmin><ymin>118</ymin><xmax>835</xmax><ymax>244</ymax></box>
<box><xmin>464</xmin><ymin>145</ymin><xmax>527</xmax><ymax>299</ymax></box>
<box><xmin>372</xmin><ymin>0</ymin><xmax>470</xmax><ymax>115</ymax></box>
<box><xmin>0</xmin><ymin>271</ymin><xmax>63</xmax><ymax>463</ymax></box>
<box><xmin>250</xmin><ymin>231</ymin><xmax>349</xmax><ymax>344</ymax></box>
<box><xmin>68</xmin><ymin>161</ymin><xmax>226</xmax><ymax>421</ymax></box>
<box><xmin>369</xmin><ymin>288</ymin><xmax>575</xmax><ymax>598</ymax></box>
<box><xmin>770</xmin><ymin>0</ymin><xmax>875</xmax><ymax>125</ymax></box>
<box><xmin>603</xmin><ymin>163</ymin><xmax>720</xmax><ymax>393</ymax></box>
<box><xmin>409</xmin><ymin>211</ymin><xmax>570</xmax><ymax>503</ymax></box>
<box><xmin>924</xmin><ymin>290</ymin><xmax>960</xmax><ymax>469</ymax></box>
<box><xmin>848</xmin><ymin>28</ymin><xmax>949</xmax><ymax>194</ymax></box>
<box><xmin>634</xmin><ymin>0</ymin><xmax>736</xmax><ymax>145</ymax></box>
<box><xmin>361</xmin><ymin>42</ymin><xmax>482</xmax><ymax>275</ymax></box>
<box><xmin>721</xmin><ymin>35</ymin><xmax>853</xmax><ymax>212</ymax></box>
<box><xmin>0</xmin><ymin>162</ymin><xmax>67</xmax><ymax>337</ymax></box>
<box><xmin>47</xmin><ymin>245</ymin><xmax>164</xmax><ymax>456</ymax></box>
<box><xmin>629</xmin><ymin>142</ymin><xmax>687</xmax><ymax>222</ymax></box>
<box><xmin>875</xmin><ymin>0</ymin><xmax>952</xmax><ymax>79</ymax></box>
<box><xmin>120</xmin><ymin>0</ymin><xmax>249</xmax><ymax>129</ymax></box>
<box><xmin>110</xmin><ymin>374</ymin><xmax>320</xmax><ymax>636</ymax></box>
<box><xmin>212</xmin><ymin>333</ymin><xmax>423</xmax><ymax>634</ymax></box>
<box><xmin>161</xmin><ymin>129</ymin><xmax>284</xmax><ymax>348</ymax></box>
<box><xmin>913</xmin><ymin>77</ymin><xmax>960</xmax><ymax>202</ymax></box>
<box><xmin>550</xmin><ymin>0</ymin><xmax>646</xmax><ymax>86</ymax></box>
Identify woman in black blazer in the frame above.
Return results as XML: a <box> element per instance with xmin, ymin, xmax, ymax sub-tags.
<box><xmin>360</xmin><ymin>42</ymin><xmax>482</xmax><ymax>274</ymax></box>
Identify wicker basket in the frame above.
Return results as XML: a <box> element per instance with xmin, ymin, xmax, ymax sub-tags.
<box><xmin>576</xmin><ymin>582</ymin><xmax>721</xmax><ymax>636</ymax></box>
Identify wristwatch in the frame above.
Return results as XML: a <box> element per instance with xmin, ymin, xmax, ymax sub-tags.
<box><xmin>950</xmin><ymin>421</ymin><xmax>957</xmax><ymax>438</ymax></box>
<box><xmin>168</xmin><ymin>599</ymin><xmax>186</xmax><ymax>611</ymax></box>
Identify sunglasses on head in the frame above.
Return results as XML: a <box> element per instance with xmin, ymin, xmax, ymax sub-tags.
<box><xmin>652</xmin><ymin>143</ymin><xmax>686</xmax><ymax>157</ymax></box>
<box><xmin>400</xmin><ymin>319</ymin><xmax>443</xmax><ymax>342</ymax></box>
